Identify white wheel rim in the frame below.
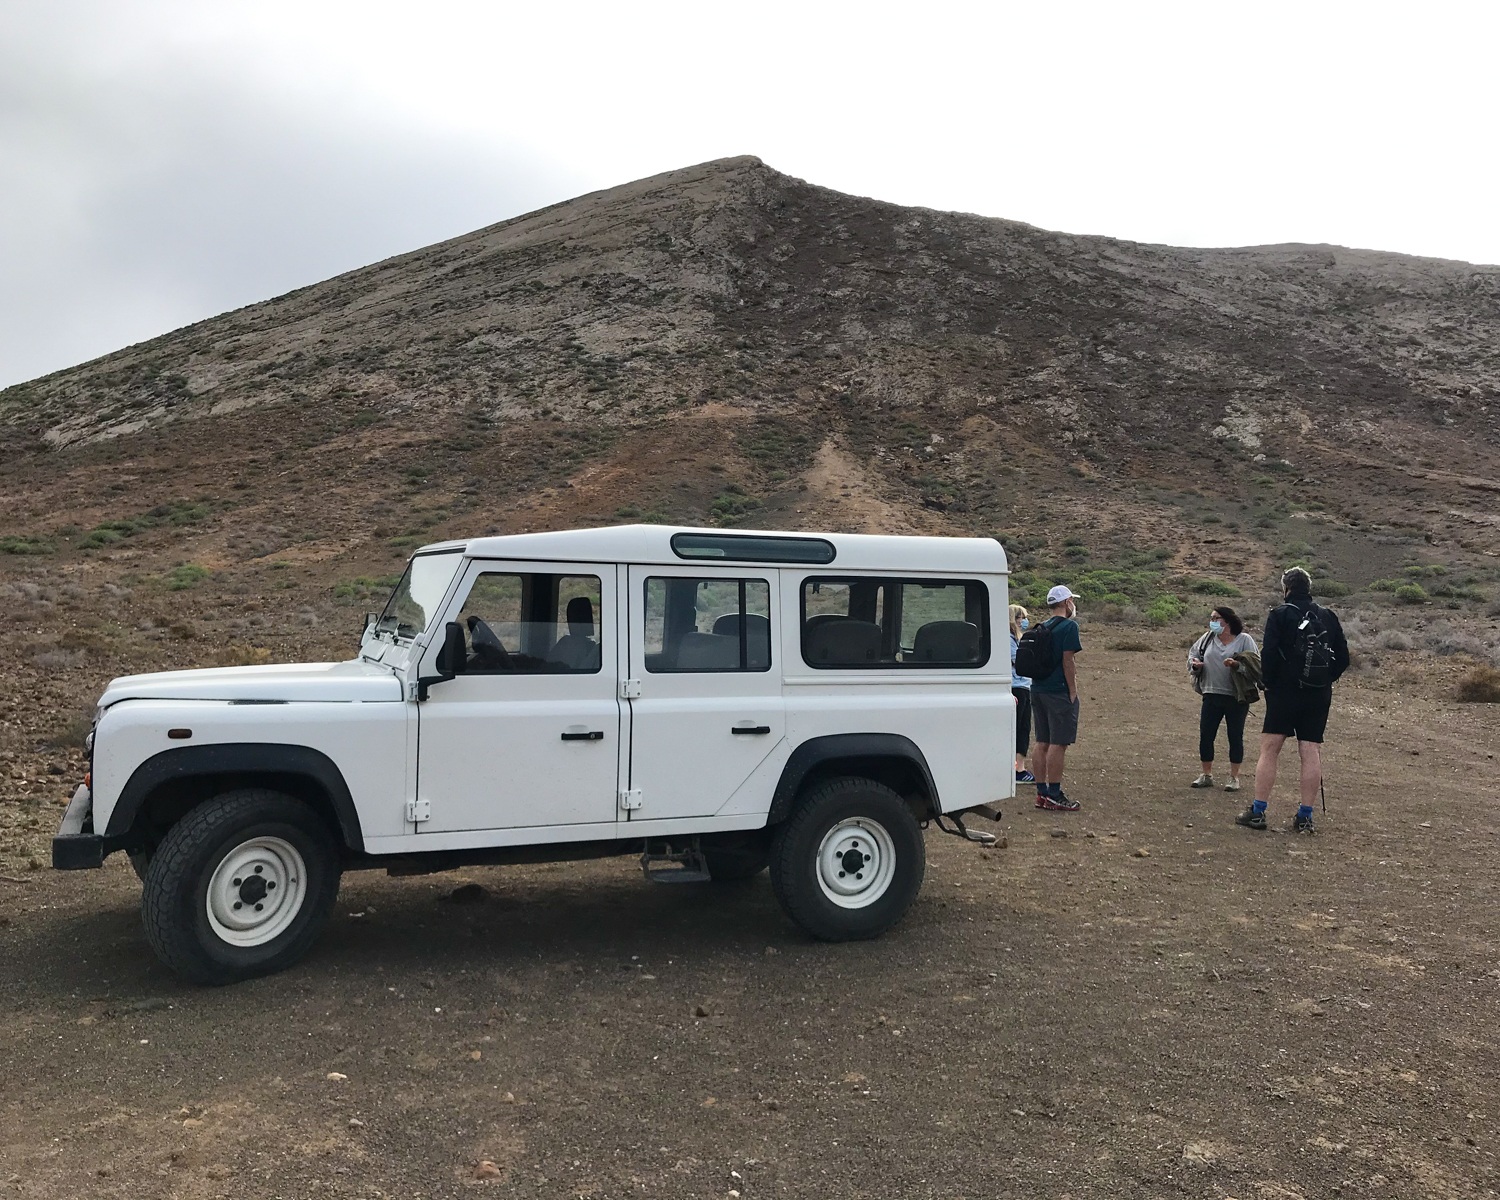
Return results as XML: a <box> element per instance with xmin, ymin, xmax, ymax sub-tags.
<box><xmin>816</xmin><ymin>817</ymin><xmax>897</xmax><ymax>909</ymax></box>
<box><xmin>205</xmin><ymin>836</ymin><xmax>307</xmax><ymax>947</ymax></box>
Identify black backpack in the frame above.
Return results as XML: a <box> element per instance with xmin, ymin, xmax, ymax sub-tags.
<box><xmin>1014</xmin><ymin>617</ymin><xmax>1059</xmax><ymax>679</ymax></box>
<box><xmin>1284</xmin><ymin>603</ymin><xmax>1335</xmax><ymax>688</ymax></box>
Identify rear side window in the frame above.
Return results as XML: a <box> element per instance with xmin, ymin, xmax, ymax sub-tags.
<box><xmin>644</xmin><ymin>577</ymin><xmax>772</xmax><ymax>672</ymax></box>
<box><xmin>801</xmin><ymin>577</ymin><xmax>989</xmax><ymax>669</ymax></box>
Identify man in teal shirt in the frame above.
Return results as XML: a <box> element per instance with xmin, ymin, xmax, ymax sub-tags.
<box><xmin>1031</xmin><ymin>585</ymin><xmax>1083</xmax><ymax>811</ymax></box>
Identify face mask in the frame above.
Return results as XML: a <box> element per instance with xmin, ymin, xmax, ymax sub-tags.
<box><xmin>1209</xmin><ymin>619</ymin><xmax>1224</xmax><ymax>634</ymax></box>
<box><xmin>1019</xmin><ymin>618</ymin><xmax>1030</xmax><ymax>631</ymax></box>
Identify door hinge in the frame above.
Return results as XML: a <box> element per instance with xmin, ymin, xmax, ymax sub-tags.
<box><xmin>406</xmin><ymin>798</ymin><xmax>431</xmax><ymax>824</ymax></box>
<box><xmin>618</xmin><ymin>788</ymin><xmax>643</xmax><ymax>812</ymax></box>
<box><xmin>620</xmin><ymin>678</ymin><xmax>642</xmax><ymax>699</ymax></box>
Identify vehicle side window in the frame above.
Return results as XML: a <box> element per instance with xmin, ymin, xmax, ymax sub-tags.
<box><xmin>800</xmin><ymin>577</ymin><xmax>989</xmax><ymax>668</ymax></box>
<box><xmin>644</xmin><ymin>577</ymin><xmax>772</xmax><ymax>672</ymax></box>
<box><xmin>455</xmin><ymin>572</ymin><xmax>603</xmax><ymax>674</ymax></box>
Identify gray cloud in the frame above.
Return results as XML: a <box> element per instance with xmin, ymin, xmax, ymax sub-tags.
<box><xmin>0</xmin><ymin>7</ymin><xmax>585</xmax><ymax>387</ymax></box>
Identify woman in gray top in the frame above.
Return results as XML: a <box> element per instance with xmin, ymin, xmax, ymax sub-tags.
<box><xmin>1187</xmin><ymin>605</ymin><xmax>1258</xmax><ymax>791</ymax></box>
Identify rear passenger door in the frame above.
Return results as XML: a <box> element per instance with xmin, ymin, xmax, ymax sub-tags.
<box><xmin>624</xmin><ymin>565</ymin><xmax>784</xmax><ymax>822</ymax></box>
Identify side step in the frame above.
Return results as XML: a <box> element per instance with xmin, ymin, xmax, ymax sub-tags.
<box><xmin>933</xmin><ymin>804</ymin><xmax>1003</xmax><ymax>846</ymax></box>
<box><xmin>640</xmin><ymin>841</ymin><xmax>711</xmax><ymax>884</ymax></box>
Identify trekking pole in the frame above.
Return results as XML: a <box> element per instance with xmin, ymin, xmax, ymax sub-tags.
<box><xmin>1320</xmin><ymin>778</ymin><xmax>1326</xmax><ymax>814</ymax></box>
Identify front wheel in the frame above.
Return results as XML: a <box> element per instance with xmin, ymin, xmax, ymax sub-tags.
<box><xmin>142</xmin><ymin>789</ymin><xmax>342</xmax><ymax>985</ymax></box>
<box><xmin>769</xmin><ymin>777</ymin><xmax>925</xmax><ymax>941</ymax></box>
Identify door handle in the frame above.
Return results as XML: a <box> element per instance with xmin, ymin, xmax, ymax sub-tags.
<box><xmin>561</xmin><ymin>730</ymin><xmax>605</xmax><ymax>741</ymax></box>
<box><xmin>731</xmin><ymin>725</ymin><xmax>772</xmax><ymax>735</ymax></box>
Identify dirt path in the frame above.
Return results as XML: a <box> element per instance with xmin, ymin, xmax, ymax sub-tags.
<box><xmin>2</xmin><ymin>634</ymin><xmax>1497</xmax><ymax>1199</ymax></box>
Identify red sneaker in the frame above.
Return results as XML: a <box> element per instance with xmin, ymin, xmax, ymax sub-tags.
<box><xmin>1035</xmin><ymin>792</ymin><xmax>1081</xmax><ymax>812</ymax></box>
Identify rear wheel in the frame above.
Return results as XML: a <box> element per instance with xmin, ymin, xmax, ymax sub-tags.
<box><xmin>769</xmin><ymin>776</ymin><xmax>925</xmax><ymax>941</ymax></box>
<box><xmin>142</xmin><ymin>789</ymin><xmax>341</xmax><ymax>985</ymax></box>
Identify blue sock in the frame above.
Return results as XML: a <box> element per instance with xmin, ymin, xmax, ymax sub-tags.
<box><xmin>1297</xmin><ymin>804</ymin><xmax>1314</xmax><ymax>820</ymax></box>
<box><xmin>1251</xmin><ymin>799</ymin><xmax>1268</xmax><ymax>815</ymax></box>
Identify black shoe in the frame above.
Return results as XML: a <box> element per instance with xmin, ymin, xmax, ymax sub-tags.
<box><xmin>1292</xmin><ymin>812</ymin><xmax>1317</xmax><ymax>835</ymax></box>
<box><xmin>1235</xmin><ymin>806</ymin><xmax>1267</xmax><ymax>831</ymax></box>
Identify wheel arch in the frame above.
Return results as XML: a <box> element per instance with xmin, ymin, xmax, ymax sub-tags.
<box><xmin>767</xmin><ymin>733</ymin><xmax>939</xmax><ymax>826</ymax></box>
<box><xmin>104</xmin><ymin>743</ymin><xmax>365</xmax><ymax>855</ymax></box>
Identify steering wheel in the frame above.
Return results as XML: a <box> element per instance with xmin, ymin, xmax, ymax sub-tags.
<box><xmin>465</xmin><ymin>615</ymin><xmax>514</xmax><ymax>670</ymax></box>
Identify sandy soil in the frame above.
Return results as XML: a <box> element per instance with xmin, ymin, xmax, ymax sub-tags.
<box><xmin>2</xmin><ymin>634</ymin><xmax>1497</xmax><ymax>1200</ymax></box>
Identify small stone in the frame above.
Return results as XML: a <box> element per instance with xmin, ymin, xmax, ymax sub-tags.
<box><xmin>693</xmin><ymin>1005</ymin><xmax>710</xmax><ymax>1018</ymax></box>
<box><xmin>763</xmin><ymin>1099</ymin><xmax>780</xmax><ymax>1111</ymax></box>
<box><xmin>468</xmin><ymin>1050</ymin><xmax>482</xmax><ymax>1061</ymax></box>
<box><xmin>1182</xmin><ymin>1141</ymin><xmax>1218</xmax><ymax>1165</ymax></box>
<box><xmin>501</xmin><ymin>1092</ymin><xmax>516</xmax><ymax>1104</ymax></box>
<box><xmin>1010</xmin><ymin>1107</ymin><xmax>1027</xmax><ymax>1117</ymax></box>
<box><xmin>326</xmin><ymin>1072</ymin><xmax>348</xmax><ymax>1082</ymax></box>
<box><xmin>1418</xmin><ymin>822</ymin><xmax>1431</xmax><ymax>829</ymax></box>
<box><xmin>1049</xmin><ymin>829</ymin><xmax>1068</xmax><ymax>839</ymax></box>
<box><xmin>473</xmin><ymin>1160</ymin><xmax>502</xmax><ymax>1180</ymax></box>
<box><xmin>182</xmin><ymin>1118</ymin><xmax>203</xmax><ymax>1129</ymax></box>
<box><xmin>348</xmin><ymin>1118</ymin><xmax>365</xmax><ymax>1128</ymax></box>
<box><xmin>1084</xmin><ymin>831</ymin><xmax>1096</xmax><ymax>838</ymax></box>
<box><xmin>763</xmin><ymin>946</ymin><xmax>780</xmax><ymax>956</ymax></box>
<box><xmin>995</xmin><ymin>835</ymin><xmax>1008</xmax><ymax>849</ymax></box>
<box><xmin>702</xmin><ymin>1097</ymin><xmax>717</xmax><ymax>1107</ymax></box>
<box><xmin>1131</xmin><ymin>848</ymin><xmax>1150</xmax><ymax>858</ymax></box>
<box><xmin>443</xmin><ymin>882</ymin><xmax>489</xmax><ymax>905</ymax></box>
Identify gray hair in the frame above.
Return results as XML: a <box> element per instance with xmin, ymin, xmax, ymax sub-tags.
<box><xmin>1282</xmin><ymin>566</ymin><xmax>1312</xmax><ymax>595</ymax></box>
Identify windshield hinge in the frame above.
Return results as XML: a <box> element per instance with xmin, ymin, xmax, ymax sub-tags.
<box><xmin>406</xmin><ymin>798</ymin><xmax>431</xmax><ymax>824</ymax></box>
<box><xmin>620</xmin><ymin>679</ymin><xmax>642</xmax><ymax>699</ymax></box>
<box><xmin>618</xmin><ymin>788</ymin><xmax>643</xmax><ymax>812</ymax></box>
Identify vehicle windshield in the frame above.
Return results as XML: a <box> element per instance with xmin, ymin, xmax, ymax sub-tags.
<box><xmin>373</xmin><ymin>551</ymin><xmax>462</xmax><ymax>641</ymax></box>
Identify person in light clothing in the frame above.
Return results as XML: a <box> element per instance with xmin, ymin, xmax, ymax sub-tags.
<box><xmin>1008</xmin><ymin>604</ymin><xmax>1034</xmax><ymax>783</ymax></box>
<box><xmin>1186</xmin><ymin>605</ymin><xmax>1257</xmax><ymax>791</ymax></box>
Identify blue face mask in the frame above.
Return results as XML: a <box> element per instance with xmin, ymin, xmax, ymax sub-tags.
<box><xmin>1019</xmin><ymin>618</ymin><xmax>1030</xmax><ymax>631</ymax></box>
<box><xmin>1209</xmin><ymin>619</ymin><xmax>1224</xmax><ymax>634</ymax></box>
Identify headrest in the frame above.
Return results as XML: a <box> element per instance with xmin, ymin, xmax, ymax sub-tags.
<box><xmin>910</xmin><ymin>620</ymin><xmax>981</xmax><ymax>664</ymax></box>
<box><xmin>804</xmin><ymin>618</ymin><xmax>882</xmax><ymax>665</ymax></box>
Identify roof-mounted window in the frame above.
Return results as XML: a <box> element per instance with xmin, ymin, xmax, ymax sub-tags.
<box><xmin>670</xmin><ymin>532</ymin><xmax>836</xmax><ymax>565</ymax></box>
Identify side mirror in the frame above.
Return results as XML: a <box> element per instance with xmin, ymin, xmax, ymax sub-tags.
<box><xmin>362</xmin><ymin>612</ymin><xmax>378</xmax><ymax>635</ymax></box>
<box><xmin>417</xmin><ymin>622</ymin><xmax>467</xmax><ymax>701</ymax></box>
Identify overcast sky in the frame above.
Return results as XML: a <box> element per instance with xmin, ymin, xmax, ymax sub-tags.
<box><xmin>3</xmin><ymin>0</ymin><xmax>1497</xmax><ymax>390</ymax></box>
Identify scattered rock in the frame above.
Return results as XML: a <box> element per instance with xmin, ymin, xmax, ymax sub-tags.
<box><xmin>443</xmin><ymin>882</ymin><xmax>490</xmax><ymax>904</ymax></box>
<box><xmin>693</xmin><ymin>1004</ymin><xmax>710</xmax><ymax>1018</ymax></box>
<box><xmin>468</xmin><ymin>1050</ymin><xmax>483</xmax><ymax>1061</ymax></box>
<box><xmin>181</xmin><ymin>1118</ymin><xmax>204</xmax><ymax>1129</ymax></box>
<box><xmin>348</xmin><ymin>1118</ymin><xmax>365</xmax><ymax>1128</ymax></box>
<box><xmin>1288</xmin><ymin>998</ymin><xmax>1327</xmax><ymax>1017</ymax></box>
<box><xmin>326</xmin><ymin>1072</ymin><xmax>348</xmax><ymax>1082</ymax></box>
<box><xmin>1182</xmin><ymin>1141</ymin><xmax>1219</xmax><ymax>1165</ymax></box>
<box><xmin>763</xmin><ymin>946</ymin><xmax>780</xmax><ymax>956</ymax></box>
<box><xmin>701</xmin><ymin>1097</ymin><xmax>717</xmax><ymax>1107</ymax></box>
<box><xmin>995</xmin><ymin>835</ymin><xmax>1008</xmax><ymax>849</ymax></box>
<box><xmin>1131</xmin><ymin>848</ymin><xmax>1151</xmax><ymax>858</ymax></box>
<box><xmin>1049</xmin><ymin>829</ymin><xmax>1068</xmax><ymax>839</ymax></box>
<box><xmin>762</xmin><ymin>1099</ymin><xmax>780</xmax><ymax>1111</ymax></box>
<box><xmin>501</xmin><ymin>1092</ymin><xmax>516</xmax><ymax>1104</ymax></box>
<box><xmin>473</xmin><ymin>1160</ymin><xmax>502</xmax><ymax>1180</ymax></box>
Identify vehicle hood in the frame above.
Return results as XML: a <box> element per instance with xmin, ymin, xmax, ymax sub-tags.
<box><xmin>100</xmin><ymin>659</ymin><xmax>404</xmax><ymax>705</ymax></box>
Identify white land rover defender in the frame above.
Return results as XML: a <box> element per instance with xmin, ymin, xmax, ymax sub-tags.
<box><xmin>55</xmin><ymin>526</ymin><xmax>1014</xmax><ymax>983</ymax></box>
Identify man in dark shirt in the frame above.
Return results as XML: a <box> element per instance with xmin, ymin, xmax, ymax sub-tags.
<box><xmin>1236</xmin><ymin>567</ymin><xmax>1350</xmax><ymax>834</ymax></box>
<box><xmin>1031</xmin><ymin>585</ymin><xmax>1084</xmax><ymax>812</ymax></box>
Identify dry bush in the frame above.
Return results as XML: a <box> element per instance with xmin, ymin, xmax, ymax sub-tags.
<box><xmin>1425</xmin><ymin>622</ymin><xmax>1492</xmax><ymax>659</ymax></box>
<box><xmin>1376</xmin><ymin>629</ymin><xmax>1414</xmax><ymax>650</ymax></box>
<box><xmin>1455</xmin><ymin>665</ymin><xmax>1500</xmax><ymax>703</ymax></box>
<box><xmin>33</xmin><ymin>649</ymin><xmax>86</xmax><ymax>670</ymax></box>
<box><xmin>46</xmin><ymin>711</ymin><xmax>94</xmax><ymax>748</ymax></box>
<box><xmin>1110</xmin><ymin>638</ymin><xmax>1155</xmax><ymax>652</ymax></box>
<box><xmin>209</xmin><ymin>643</ymin><xmax>273</xmax><ymax>667</ymax></box>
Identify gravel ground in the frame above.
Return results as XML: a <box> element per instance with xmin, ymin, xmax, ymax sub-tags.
<box><xmin>2</xmin><ymin>648</ymin><xmax>1498</xmax><ymax>1200</ymax></box>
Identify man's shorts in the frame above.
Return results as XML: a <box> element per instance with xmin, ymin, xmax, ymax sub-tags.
<box><xmin>1032</xmin><ymin>692</ymin><xmax>1081</xmax><ymax>747</ymax></box>
<box><xmin>1262</xmin><ymin>686</ymin><xmax>1332</xmax><ymax>743</ymax></box>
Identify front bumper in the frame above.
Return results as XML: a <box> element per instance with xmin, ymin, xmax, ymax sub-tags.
<box><xmin>53</xmin><ymin>784</ymin><xmax>105</xmax><ymax>870</ymax></box>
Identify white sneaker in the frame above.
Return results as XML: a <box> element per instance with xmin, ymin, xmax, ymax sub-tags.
<box><xmin>1190</xmin><ymin>773</ymin><xmax>1214</xmax><ymax>788</ymax></box>
<box><xmin>1224</xmin><ymin>777</ymin><xmax>1242</xmax><ymax>792</ymax></box>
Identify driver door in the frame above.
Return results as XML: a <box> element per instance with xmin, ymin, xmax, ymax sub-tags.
<box><xmin>414</xmin><ymin>560</ymin><xmax>622</xmax><ymax>836</ymax></box>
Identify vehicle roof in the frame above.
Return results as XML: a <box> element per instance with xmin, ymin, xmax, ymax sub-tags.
<box><xmin>417</xmin><ymin>525</ymin><xmax>1008</xmax><ymax>573</ymax></box>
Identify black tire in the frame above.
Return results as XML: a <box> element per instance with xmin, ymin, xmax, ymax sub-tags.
<box><xmin>768</xmin><ymin>776</ymin><xmax>925</xmax><ymax>941</ymax></box>
<box><xmin>700</xmin><ymin>830</ymin><xmax>771</xmax><ymax>882</ymax></box>
<box><xmin>142</xmin><ymin>789</ymin><xmax>342</xmax><ymax>985</ymax></box>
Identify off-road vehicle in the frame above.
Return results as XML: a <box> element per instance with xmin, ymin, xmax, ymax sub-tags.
<box><xmin>55</xmin><ymin>526</ymin><xmax>1013</xmax><ymax>983</ymax></box>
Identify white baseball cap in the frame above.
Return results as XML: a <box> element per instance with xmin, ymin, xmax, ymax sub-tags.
<box><xmin>1046</xmin><ymin>585</ymin><xmax>1077</xmax><ymax>605</ymax></box>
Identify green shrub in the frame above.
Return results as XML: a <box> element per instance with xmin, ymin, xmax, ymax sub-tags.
<box><xmin>166</xmin><ymin>564</ymin><xmax>210</xmax><ymax>591</ymax></box>
<box><xmin>1393</xmin><ymin>584</ymin><xmax>1428</xmax><ymax>605</ymax></box>
<box><xmin>1312</xmin><ymin>580</ymin><xmax>1350</xmax><ymax>598</ymax></box>
<box><xmin>0</xmin><ymin>535</ymin><xmax>53</xmax><ymax>555</ymax></box>
<box><xmin>1145</xmin><ymin>594</ymin><xmax>1188</xmax><ymax>625</ymax></box>
<box><xmin>1184</xmin><ymin>577</ymin><xmax>1243</xmax><ymax>596</ymax></box>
